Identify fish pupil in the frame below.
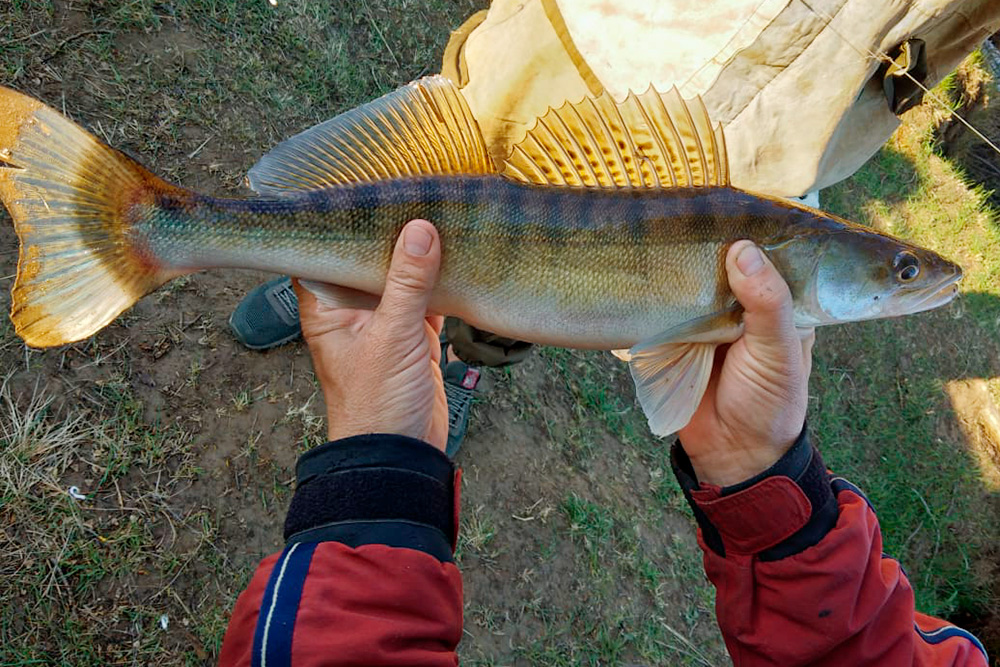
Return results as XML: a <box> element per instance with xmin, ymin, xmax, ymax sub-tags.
<box><xmin>893</xmin><ymin>251</ymin><xmax>920</xmax><ymax>282</ymax></box>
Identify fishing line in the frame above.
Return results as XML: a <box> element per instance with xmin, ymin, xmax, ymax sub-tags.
<box><xmin>798</xmin><ymin>0</ymin><xmax>1000</xmax><ymax>159</ymax></box>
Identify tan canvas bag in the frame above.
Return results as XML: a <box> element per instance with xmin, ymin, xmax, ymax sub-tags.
<box><xmin>441</xmin><ymin>0</ymin><xmax>1000</xmax><ymax>197</ymax></box>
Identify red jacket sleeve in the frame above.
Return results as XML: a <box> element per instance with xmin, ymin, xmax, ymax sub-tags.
<box><xmin>219</xmin><ymin>434</ymin><xmax>463</xmax><ymax>667</ymax></box>
<box><xmin>672</xmin><ymin>432</ymin><xmax>989</xmax><ymax>667</ymax></box>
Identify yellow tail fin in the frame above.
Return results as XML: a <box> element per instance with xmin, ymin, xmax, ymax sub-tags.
<box><xmin>0</xmin><ymin>87</ymin><xmax>178</xmax><ymax>348</ymax></box>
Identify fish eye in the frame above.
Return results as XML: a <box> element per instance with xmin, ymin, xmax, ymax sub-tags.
<box><xmin>892</xmin><ymin>251</ymin><xmax>920</xmax><ymax>283</ymax></box>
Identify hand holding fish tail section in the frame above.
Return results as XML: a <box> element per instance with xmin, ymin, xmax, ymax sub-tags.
<box><xmin>0</xmin><ymin>75</ymin><xmax>962</xmax><ymax>437</ymax></box>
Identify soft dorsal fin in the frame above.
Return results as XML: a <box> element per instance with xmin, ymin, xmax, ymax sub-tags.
<box><xmin>502</xmin><ymin>87</ymin><xmax>729</xmax><ymax>189</ymax></box>
<box><xmin>248</xmin><ymin>75</ymin><xmax>496</xmax><ymax>197</ymax></box>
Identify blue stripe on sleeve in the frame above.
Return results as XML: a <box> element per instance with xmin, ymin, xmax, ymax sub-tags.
<box><xmin>251</xmin><ymin>541</ymin><xmax>319</xmax><ymax>667</ymax></box>
<box><xmin>830</xmin><ymin>476</ymin><xmax>875</xmax><ymax>512</ymax></box>
<box><xmin>915</xmin><ymin>623</ymin><xmax>989</xmax><ymax>662</ymax></box>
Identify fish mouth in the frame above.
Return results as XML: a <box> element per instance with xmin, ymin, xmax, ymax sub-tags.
<box><xmin>904</xmin><ymin>272</ymin><xmax>963</xmax><ymax>315</ymax></box>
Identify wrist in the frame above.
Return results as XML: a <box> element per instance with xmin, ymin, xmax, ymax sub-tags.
<box><xmin>327</xmin><ymin>416</ymin><xmax>363</xmax><ymax>443</ymax></box>
<box><xmin>688</xmin><ymin>440</ymin><xmax>795</xmax><ymax>487</ymax></box>
<box><xmin>672</xmin><ymin>427</ymin><xmax>839</xmax><ymax>560</ymax></box>
<box><xmin>286</xmin><ymin>434</ymin><xmax>458</xmax><ymax>561</ymax></box>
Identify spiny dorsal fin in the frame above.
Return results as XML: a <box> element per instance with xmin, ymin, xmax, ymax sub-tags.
<box><xmin>502</xmin><ymin>86</ymin><xmax>729</xmax><ymax>189</ymax></box>
<box><xmin>248</xmin><ymin>75</ymin><xmax>496</xmax><ymax>197</ymax></box>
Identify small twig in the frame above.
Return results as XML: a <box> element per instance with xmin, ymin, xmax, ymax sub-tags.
<box><xmin>659</xmin><ymin>621</ymin><xmax>717</xmax><ymax>667</ymax></box>
<box><xmin>187</xmin><ymin>135</ymin><xmax>213</xmax><ymax>159</ymax></box>
<box><xmin>157</xmin><ymin>508</ymin><xmax>178</xmax><ymax>550</ymax></box>
<box><xmin>968</xmin><ymin>151</ymin><xmax>1000</xmax><ymax>179</ymax></box>
<box><xmin>39</xmin><ymin>533</ymin><xmax>73</xmax><ymax>603</ymax></box>
<box><xmin>7</xmin><ymin>29</ymin><xmax>52</xmax><ymax>45</ymax></box>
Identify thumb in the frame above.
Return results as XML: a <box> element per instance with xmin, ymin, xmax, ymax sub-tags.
<box><xmin>726</xmin><ymin>240</ymin><xmax>798</xmax><ymax>360</ymax></box>
<box><xmin>375</xmin><ymin>219</ymin><xmax>441</xmax><ymax>332</ymax></box>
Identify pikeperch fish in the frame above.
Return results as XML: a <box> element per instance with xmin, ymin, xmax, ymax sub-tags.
<box><xmin>0</xmin><ymin>76</ymin><xmax>961</xmax><ymax>436</ymax></box>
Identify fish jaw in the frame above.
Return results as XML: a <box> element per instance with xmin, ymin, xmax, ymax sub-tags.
<box><xmin>895</xmin><ymin>270</ymin><xmax>962</xmax><ymax>315</ymax></box>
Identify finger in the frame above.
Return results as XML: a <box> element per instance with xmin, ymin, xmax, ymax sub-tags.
<box><xmin>798</xmin><ymin>327</ymin><xmax>816</xmax><ymax>352</ymax></box>
<box><xmin>725</xmin><ymin>241</ymin><xmax>798</xmax><ymax>362</ymax></box>
<box><xmin>375</xmin><ymin>219</ymin><xmax>441</xmax><ymax>333</ymax></box>
<box><xmin>426</xmin><ymin>319</ymin><xmax>443</xmax><ymax>365</ymax></box>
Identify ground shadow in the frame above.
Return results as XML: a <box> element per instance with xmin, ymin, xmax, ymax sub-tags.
<box><xmin>935</xmin><ymin>47</ymin><xmax>1000</xmax><ymax>214</ymax></box>
<box><xmin>812</xmin><ymin>289</ymin><xmax>1000</xmax><ymax>660</ymax></box>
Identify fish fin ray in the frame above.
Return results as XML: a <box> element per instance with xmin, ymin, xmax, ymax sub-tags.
<box><xmin>631</xmin><ymin>307</ymin><xmax>743</xmax><ymax>354</ymax></box>
<box><xmin>502</xmin><ymin>87</ymin><xmax>729</xmax><ymax>189</ymax></box>
<box><xmin>611</xmin><ymin>348</ymin><xmax>632</xmax><ymax>362</ymax></box>
<box><xmin>629</xmin><ymin>342</ymin><xmax>716</xmax><ymax>437</ymax></box>
<box><xmin>248</xmin><ymin>76</ymin><xmax>496</xmax><ymax>196</ymax></box>
<box><xmin>0</xmin><ymin>86</ymin><xmax>179</xmax><ymax>348</ymax></box>
<box><xmin>299</xmin><ymin>280</ymin><xmax>380</xmax><ymax>311</ymax></box>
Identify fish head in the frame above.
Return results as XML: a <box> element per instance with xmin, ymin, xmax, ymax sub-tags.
<box><xmin>766</xmin><ymin>214</ymin><xmax>962</xmax><ymax>326</ymax></box>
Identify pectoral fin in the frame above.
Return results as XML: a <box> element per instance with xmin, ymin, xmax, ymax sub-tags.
<box><xmin>629</xmin><ymin>342</ymin><xmax>716</xmax><ymax>437</ymax></box>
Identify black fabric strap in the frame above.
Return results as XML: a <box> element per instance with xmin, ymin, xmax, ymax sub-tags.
<box><xmin>285</xmin><ymin>434</ymin><xmax>456</xmax><ymax>562</ymax></box>
<box><xmin>296</xmin><ymin>433</ymin><xmax>454</xmax><ymax>485</ymax></box>
<box><xmin>672</xmin><ymin>427</ymin><xmax>839</xmax><ymax>561</ymax></box>
<box><xmin>287</xmin><ymin>520</ymin><xmax>453</xmax><ymax>562</ymax></box>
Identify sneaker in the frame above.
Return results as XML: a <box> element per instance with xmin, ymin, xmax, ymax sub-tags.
<box><xmin>441</xmin><ymin>337</ymin><xmax>480</xmax><ymax>458</ymax></box>
<box><xmin>229</xmin><ymin>276</ymin><xmax>302</xmax><ymax>350</ymax></box>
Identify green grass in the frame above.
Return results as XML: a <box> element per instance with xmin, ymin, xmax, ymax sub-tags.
<box><xmin>503</xmin><ymin>493</ymin><xmax>716</xmax><ymax>666</ymax></box>
<box><xmin>0</xmin><ymin>375</ymin><xmax>215</xmax><ymax>665</ymax></box>
<box><xmin>540</xmin><ymin>347</ymin><xmax>688</xmax><ymax>511</ymax></box>
<box><xmin>819</xmin><ymin>71</ymin><xmax>1000</xmax><ymax>617</ymax></box>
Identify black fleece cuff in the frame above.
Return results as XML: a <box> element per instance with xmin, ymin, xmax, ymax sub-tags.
<box><xmin>671</xmin><ymin>427</ymin><xmax>839</xmax><ymax>561</ymax></box>
<box><xmin>284</xmin><ymin>434</ymin><xmax>457</xmax><ymax>562</ymax></box>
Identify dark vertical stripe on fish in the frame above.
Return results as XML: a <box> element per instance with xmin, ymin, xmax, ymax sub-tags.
<box><xmin>499</xmin><ymin>178</ymin><xmax>525</xmax><ymax>270</ymax></box>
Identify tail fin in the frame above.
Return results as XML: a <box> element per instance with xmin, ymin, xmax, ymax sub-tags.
<box><xmin>0</xmin><ymin>87</ymin><xmax>179</xmax><ymax>348</ymax></box>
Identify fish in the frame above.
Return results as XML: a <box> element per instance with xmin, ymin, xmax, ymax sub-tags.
<box><xmin>0</xmin><ymin>75</ymin><xmax>962</xmax><ymax>436</ymax></box>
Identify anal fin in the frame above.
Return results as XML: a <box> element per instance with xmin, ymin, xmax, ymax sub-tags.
<box><xmin>611</xmin><ymin>348</ymin><xmax>632</xmax><ymax>362</ymax></box>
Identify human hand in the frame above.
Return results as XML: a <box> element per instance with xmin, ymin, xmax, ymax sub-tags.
<box><xmin>677</xmin><ymin>241</ymin><xmax>815</xmax><ymax>487</ymax></box>
<box><xmin>294</xmin><ymin>219</ymin><xmax>448</xmax><ymax>451</ymax></box>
